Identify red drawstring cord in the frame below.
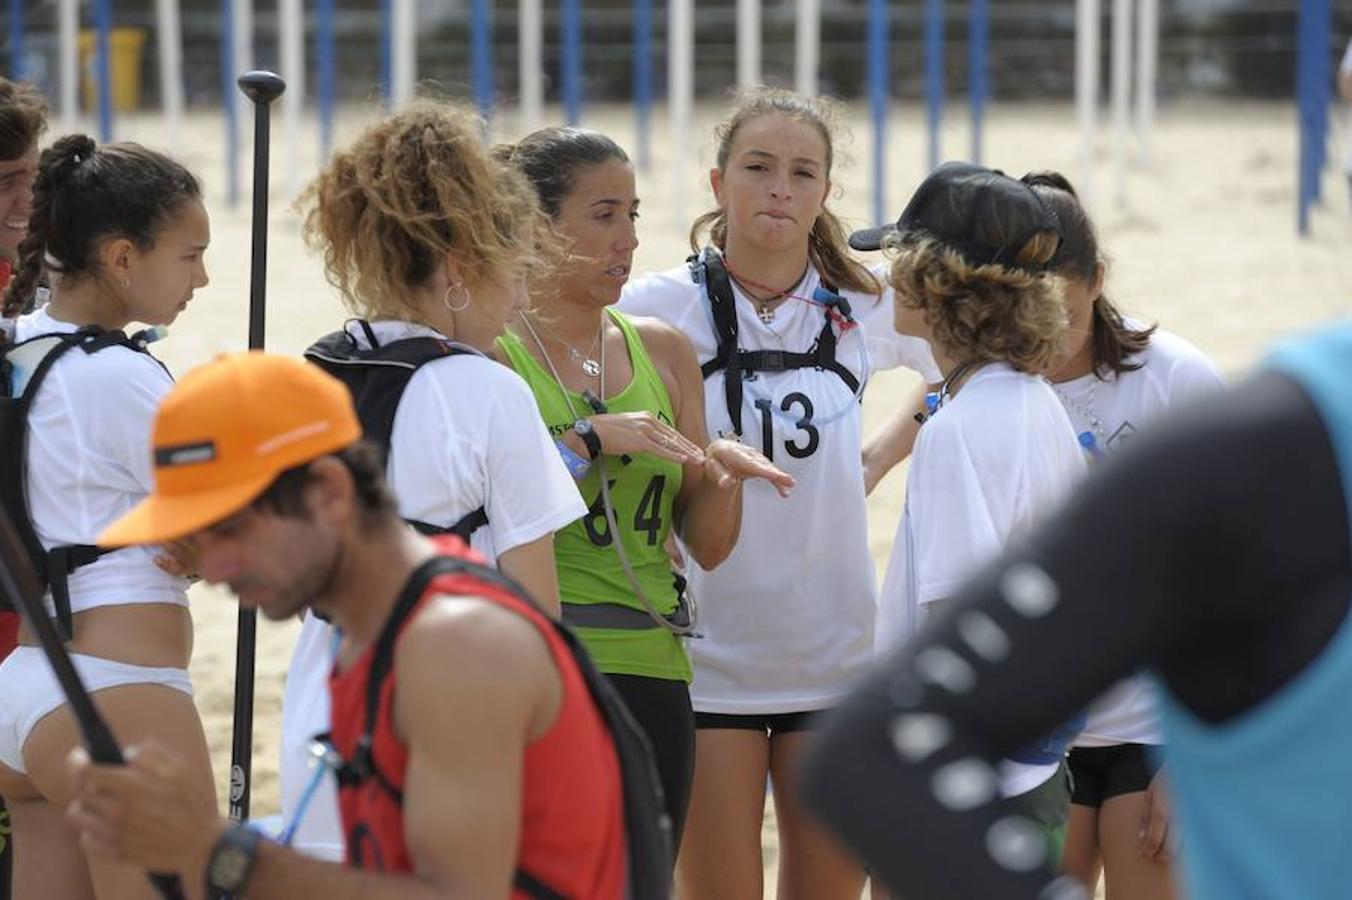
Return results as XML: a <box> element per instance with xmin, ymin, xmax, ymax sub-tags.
<box><xmin>722</xmin><ymin>258</ymin><xmax>858</xmax><ymax>331</ymax></box>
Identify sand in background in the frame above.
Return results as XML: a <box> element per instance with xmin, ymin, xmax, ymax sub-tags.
<box><xmin>83</xmin><ymin>95</ymin><xmax>1350</xmax><ymax>897</ymax></box>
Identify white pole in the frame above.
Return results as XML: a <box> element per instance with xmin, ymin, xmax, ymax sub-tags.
<box><xmin>736</xmin><ymin>0</ymin><xmax>760</xmax><ymax>90</ymax></box>
<box><xmin>58</xmin><ymin>0</ymin><xmax>79</xmax><ymax>131</ymax></box>
<box><xmin>1134</xmin><ymin>0</ymin><xmax>1158</xmax><ymax>168</ymax></box>
<box><xmin>155</xmin><ymin>0</ymin><xmax>184</xmax><ymax>147</ymax></box>
<box><xmin>391</xmin><ymin>0</ymin><xmax>416</xmax><ymax>108</ymax></box>
<box><xmin>795</xmin><ymin>0</ymin><xmax>820</xmax><ymax>96</ymax></box>
<box><xmin>1075</xmin><ymin>0</ymin><xmax>1100</xmax><ymax>210</ymax></box>
<box><xmin>1110</xmin><ymin>0</ymin><xmax>1132</xmax><ymax>208</ymax></box>
<box><xmin>280</xmin><ymin>0</ymin><xmax>303</xmax><ymax>194</ymax></box>
<box><xmin>520</xmin><ymin>0</ymin><xmax>543</xmax><ymax>132</ymax></box>
<box><xmin>232</xmin><ymin>0</ymin><xmax>252</xmax><ymax>182</ymax></box>
<box><xmin>669</xmin><ymin>0</ymin><xmax>693</xmax><ymax>227</ymax></box>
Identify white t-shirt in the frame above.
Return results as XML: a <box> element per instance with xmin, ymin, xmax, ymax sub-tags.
<box><xmin>619</xmin><ymin>261</ymin><xmax>935</xmax><ymax>714</ymax></box>
<box><xmin>279</xmin><ymin>319</ymin><xmax>586</xmax><ymax>859</ymax></box>
<box><xmin>1053</xmin><ymin>325</ymin><xmax>1223</xmax><ymax>747</ymax></box>
<box><xmin>14</xmin><ymin>306</ymin><xmax>188</xmax><ymax>616</ymax></box>
<box><xmin>878</xmin><ymin>363</ymin><xmax>1086</xmax><ymax>796</ymax></box>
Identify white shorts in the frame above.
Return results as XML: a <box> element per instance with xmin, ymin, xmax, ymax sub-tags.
<box><xmin>0</xmin><ymin>646</ymin><xmax>193</xmax><ymax>774</ymax></box>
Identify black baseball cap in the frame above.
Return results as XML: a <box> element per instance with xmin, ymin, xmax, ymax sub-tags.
<box><xmin>849</xmin><ymin>161</ymin><xmax>1061</xmax><ymax>271</ymax></box>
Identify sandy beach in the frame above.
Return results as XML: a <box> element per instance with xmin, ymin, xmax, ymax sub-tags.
<box><xmin>84</xmin><ymin>94</ymin><xmax>1351</xmax><ymax>895</ymax></box>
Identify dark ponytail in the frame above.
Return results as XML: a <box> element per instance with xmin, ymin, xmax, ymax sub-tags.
<box><xmin>495</xmin><ymin>126</ymin><xmax>629</xmax><ymax>219</ymax></box>
<box><xmin>1021</xmin><ymin>170</ymin><xmax>1155</xmax><ymax>377</ymax></box>
<box><xmin>3</xmin><ymin>135</ymin><xmax>201</xmax><ymax>317</ymax></box>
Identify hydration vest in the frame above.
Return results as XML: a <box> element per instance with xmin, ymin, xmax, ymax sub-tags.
<box><xmin>304</xmin><ymin>322</ymin><xmax>488</xmax><ymax>541</ymax></box>
<box><xmin>329</xmin><ymin>548</ymin><xmax>674</xmax><ymax>899</ymax></box>
<box><xmin>688</xmin><ymin>247</ymin><xmax>860</xmax><ymax>437</ymax></box>
<box><xmin>0</xmin><ymin>326</ymin><xmax>164</xmax><ymax>640</ymax></box>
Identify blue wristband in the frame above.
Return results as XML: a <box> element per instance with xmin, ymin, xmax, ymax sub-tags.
<box><xmin>555</xmin><ymin>438</ymin><xmax>592</xmax><ymax>480</ymax></box>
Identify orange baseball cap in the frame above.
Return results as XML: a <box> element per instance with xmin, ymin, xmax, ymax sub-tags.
<box><xmin>99</xmin><ymin>351</ymin><xmax>362</xmax><ymax>547</ymax></box>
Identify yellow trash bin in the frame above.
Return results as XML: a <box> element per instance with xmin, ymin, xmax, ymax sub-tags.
<box><xmin>78</xmin><ymin>28</ymin><xmax>147</xmax><ymax>113</ymax></box>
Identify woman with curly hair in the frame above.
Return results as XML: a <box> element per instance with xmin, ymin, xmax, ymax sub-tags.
<box><xmin>278</xmin><ymin>103</ymin><xmax>585</xmax><ymax>859</ymax></box>
<box><xmin>855</xmin><ymin>161</ymin><xmax>1087</xmax><ymax>868</ymax></box>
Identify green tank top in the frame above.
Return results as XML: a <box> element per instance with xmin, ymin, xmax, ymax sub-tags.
<box><xmin>497</xmin><ymin>309</ymin><xmax>691</xmax><ymax>682</ymax></box>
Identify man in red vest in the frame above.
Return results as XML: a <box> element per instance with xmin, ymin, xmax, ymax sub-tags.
<box><xmin>66</xmin><ymin>352</ymin><xmax>628</xmax><ymax>899</ymax></box>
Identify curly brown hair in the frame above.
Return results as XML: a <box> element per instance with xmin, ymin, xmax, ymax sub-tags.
<box><xmin>887</xmin><ymin>232</ymin><xmax>1066</xmax><ymax>374</ymax></box>
<box><xmin>0</xmin><ymin>78</ymin><xmax>47</xmax><ymax>161</ymax></box>
<box><xmin>690</xmin><ymin>87</ymin><xmax>880</xmax><ymax>297</ymax></box>
<box><xmin>298</xmin><ymin>102</ymin><xmax>551</xmax><ymax>320</ymax></box>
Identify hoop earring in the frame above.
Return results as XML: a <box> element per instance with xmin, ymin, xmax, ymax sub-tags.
<box><xmin>443</xmin><ymin>282</ymin><xmax>470</xmax><ymax>313</ymax></box>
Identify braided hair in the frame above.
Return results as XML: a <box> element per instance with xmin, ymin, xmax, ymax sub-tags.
<box><xmin>2</xmin><ymin>134</ymin><xmax>201</xmax><ymax>318</ymax></box>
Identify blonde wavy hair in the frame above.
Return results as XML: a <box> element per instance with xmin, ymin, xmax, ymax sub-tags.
<box><xmin>690</xmin><ymin>87</ymin><xmax>880</xmax><ymax>297</ymax></box>
<box><xmin>887</xmin><ymin>232</ymin><xmax>1066</xmax><ymax>374</ymax></box>
<box><xmin>298</xmin><ymin>102</ymin><xmax>551</xmax><ymax>320</ymax></box>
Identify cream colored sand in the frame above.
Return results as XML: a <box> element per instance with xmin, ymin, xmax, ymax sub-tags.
<box><xmin>94</xmin><ymin>96</ymin><xmax>1349</xmax><ymax>896</ymax></box>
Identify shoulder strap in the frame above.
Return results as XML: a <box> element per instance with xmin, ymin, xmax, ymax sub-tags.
<box><xmin>305</xmin><ymin>326</ymin><xmax>472</xmax><ymax>462</ymax></box>
<box><xmin>689</xmin><ymin>256</ymin><xmax>861</xmax><ymax>434</ymax></box>
<box><xmin>341</xmin><ymin>553</ymin><xmax>673</xmax><ymax>899</ymax></box>
<box><xmin>0</xmin><ymin>327</ymin><xmax>131</xmax><ymax>638</ymax></box>
<box><xmin>406</xmin><ymin>507</ymin><xmax>489</xmax><ymax>542</ymax></box>
<box><xmin>690</xmin><ymin>248</ymin><xmax>750</xmax><ymax>435</ymax></box>
<box><xmin>335</xmin><ymin>555</ymin><xmax>451</xmax><ymax>805</ymax></box>
<box><xmin>305</xmin><ymin>326</ymin><xmax>488</xmax><ymax>539</ymax></box>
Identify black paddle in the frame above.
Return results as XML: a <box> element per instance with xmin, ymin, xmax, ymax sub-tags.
<box><xmin>0</xmin><ymin>509</ymin><xmax>186</xmax><ymax>900</ymax></box>
<box><xmin>226</xmin><ymin>70</ymin><xmax>285</xmax><ymax>827</ymax></box>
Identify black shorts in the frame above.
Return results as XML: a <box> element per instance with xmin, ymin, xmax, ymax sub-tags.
<box><xmin>606</xmin><ymin>675</ymin><xmax>695</xmax><ymax>853</ymax></box>
<box><xmin>1068</xmin><ymin>743</ymin><xmax>1162</xmax><ymax>807</ymax></box>
<box><xmin>694</xmin><ymin>710</ymin><xmax>820</xmax><ymax>734</ymax></box>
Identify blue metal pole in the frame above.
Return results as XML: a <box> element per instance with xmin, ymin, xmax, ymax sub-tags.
<box><xmin>94</xmin><ymin>0</ymin><xmax>113</xmax><ymax>142</ymax></box>
<box><xmin>471</xmin><ymin>0</ymin><xmax>494</xmax><ymax>123</ymax></box>
<box><xmin>317</xmin><ymin>0</ymin><xmax>336</xmax><ymax>161</ymax></box>
<box><xmin>223</xmin><ymin>0</ymin><xmax>238</xmax><ymax>206</ymax></box>
<box><xmin>8</xmin><ymin>0</ymin><xmax>24</xmax><ymax>80</ymax></box>
<box><xmin>380</xmin><ymin>0</ymin><xmax>393</xmax><ymax>107</ymax></box>
<box><xmin>969</xmin><ymin>0</ymin><xmax>987</xmax><ymax>165</ymax></box>
<box><xmin>1310</xmin><ymin>0</ymin><xmax>1330</xmax><ymax>205</ymax></box>
<box><xmin>562</xmin><ymin>0</ymin><xmax>582</xmax><ymax>124</ymax></box>
<box><xmin>868</xmin><ymin>0</ymin><xmax>887</xmax><ymax>227</ymax></box>
<box><xmin>924</xmin><ymin>0</ymin><xmax>943</xmax><ymax>171</ymax></box>
<box><xmin>634</xmin><ymin>0</ymin><xmax>652</xmax><ymax>171</ymax></box>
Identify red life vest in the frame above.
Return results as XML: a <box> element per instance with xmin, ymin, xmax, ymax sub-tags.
<box><xmin>327</xmin><ymin>538</ymin><xmax>627</xmax><ymax>898</ymax></box>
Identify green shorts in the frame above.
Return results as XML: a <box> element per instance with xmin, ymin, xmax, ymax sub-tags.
<box><xmin>1006</xmin><ymin>759</ymin><xmax>1074</xmax><ymax>866</ymax></box>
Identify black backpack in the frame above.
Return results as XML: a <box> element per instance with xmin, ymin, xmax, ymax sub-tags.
<box><xmin>304</xmin><ymin>322</ymin><xmax>487</xmax><ymax>540</ymax></box>
<box><xmin>332</xmin><ymin>553</ymin><xmax>674</xmax><ymax>900</ymax></box>
<box><xmin>0</xmin><ymin>326</ymin><xmax>161</xmax><ymax>640</ymax></box>
<box><xmin>689</xmin><ymin>247</ymin><xmax>860</xmax><ymax>437</ymax></box>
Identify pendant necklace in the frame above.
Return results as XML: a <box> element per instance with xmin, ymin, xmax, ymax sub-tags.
<box><xmin>518</xmin><ymin>312</ymin><xmax>607</xmax><ymax>422</ymax></box>
<box><xmin>1051</xmin><ymin>379</ymin><xmax>1106</xmax><ymax>458</ymax></box>
<box><xmin>521</xmin><ymin>312</ymin><xmax>602</xmax><ymax>377</ymax></box>
<box><xmin>724</xmin><ymin>258</ymin><xmax>811</xmax><ymax>326</ymax></box>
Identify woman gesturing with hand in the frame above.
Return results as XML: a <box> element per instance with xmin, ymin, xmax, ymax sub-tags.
<box><xmin>496</xmin><ymin>127</ymin><xmax>792</xmax><ymax>861</ymax></box>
